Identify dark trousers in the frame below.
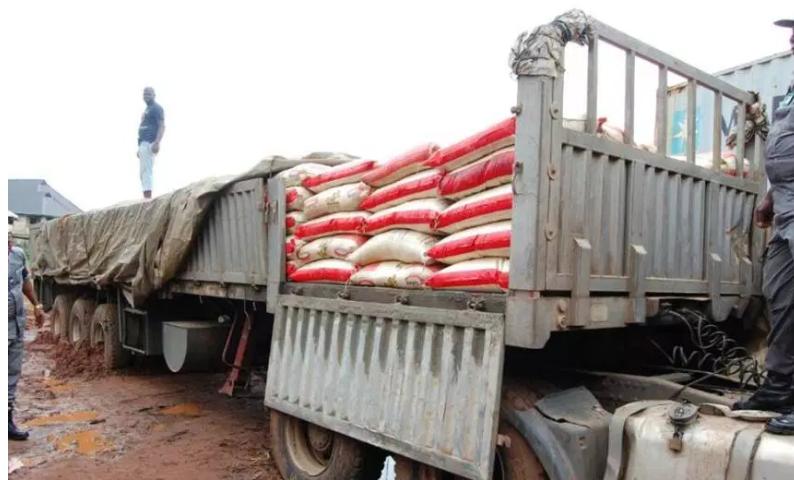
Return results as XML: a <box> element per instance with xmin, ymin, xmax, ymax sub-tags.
<box><xmin>763</xmin><ymin>227</ymin><xmax>794</xmax><ymax>380</ymax></box>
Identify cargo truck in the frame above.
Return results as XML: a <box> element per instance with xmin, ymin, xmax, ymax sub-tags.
<box><xmin>31</xmin><ymin>10</ymin><xmax>793</xmax><ymax>480</ymax></box>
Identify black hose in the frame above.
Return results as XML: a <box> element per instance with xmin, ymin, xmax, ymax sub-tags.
<box><xmin>650</xmin><ymin>307</ymin><xmax>765</xmax><ymax>390</ymax></box>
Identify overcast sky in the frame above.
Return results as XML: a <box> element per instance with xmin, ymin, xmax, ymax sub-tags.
<box><xmin>2</xmin><ymin>0</ymin><xmax>791</xmax><ymax>212</ymax></box>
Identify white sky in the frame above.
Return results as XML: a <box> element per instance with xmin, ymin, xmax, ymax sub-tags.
<box><xmin>2</xmin><ymin>0</ymin><xmax>791</xmax><ymax>212</ymax></box>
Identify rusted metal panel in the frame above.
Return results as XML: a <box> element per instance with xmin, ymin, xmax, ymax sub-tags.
<box><xmin>176</xmin><ymin>178</ymin><xmax>267</xmax><ymax>287</ymax></box>
<box><xmin>265</xmin><ymin>295</ymin><xmax>505</xmax><ymax>480</ymax></box>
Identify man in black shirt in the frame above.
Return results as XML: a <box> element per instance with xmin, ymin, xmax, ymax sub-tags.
<box><xmin>137</xmin><ymin>87</ymin><xmax>165</xmax><ymax>199</ymax></box>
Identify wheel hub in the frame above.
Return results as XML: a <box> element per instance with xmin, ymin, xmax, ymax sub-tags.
<box><xmin>307</xmin><ymin>423</ymin><xmax>333</xmax><ymax>456</ymax></box>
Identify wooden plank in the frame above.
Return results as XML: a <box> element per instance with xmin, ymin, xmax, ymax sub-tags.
<box><xmin>592</xmin><ymin>19</ymin><xmax>754</xmax><ymax>103</ymax></box>
<box><xmin>561</xmin><ymin>129</ymin><xmax>761</xmax><ymax>194</ymax></box>
<box><xmin>655</xmin><ymin>65</ymin><xmax>668</xmax><ymax>156</ymax></box>
<box><xmin>686</xmin><ymin>79</ymin><xmax>697</xmax><ymax>163</ymax></box>
<box><xmin>587</xmin><ymin>34</ymin><xmax>600</xmax><ymax>134</ymax></box>
<box><xmin>624</xmin><ymin>51</ymin><xmax>635</xmax><ymax>144</ymax></box>
<box><xmin>713</xmin><ymin>92</ymin><xmax>723</xmax><ymax>170</ymax></box>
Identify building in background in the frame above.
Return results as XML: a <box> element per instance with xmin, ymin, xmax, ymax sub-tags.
<box><xmin>8</xmin><ymin>179</ymin><xmax>81</xmax><ymax>250</ymax></box>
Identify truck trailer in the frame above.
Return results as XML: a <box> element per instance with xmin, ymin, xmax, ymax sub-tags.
<box><xmin>31</xmin><ymin>10</ymin><xmax>793</xmax><ymax>480</ymax></box>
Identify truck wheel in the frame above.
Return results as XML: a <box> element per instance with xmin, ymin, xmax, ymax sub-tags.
<box><xmin>394</xmin><ymin>422</ymin><xmax>546</xmax><ymax>480</ymax></box>
<box><xmin>68</xmin><ymin>298</ymin><xmax>96</xmax><ymax>349</ymax></box>
<box><xmin>90</xmin><ymin>303</ymin><xmax>130</xmax><ymax>369</ymax></box>
<box><xmin>270</xmin><ymin>410</ymin><xmax>384</xmax><ymax>480</ymax></box>
<box><xmin>51</xmin><ymin>294</ymin><xmax>75</xmax><ymax>342</ymax></box>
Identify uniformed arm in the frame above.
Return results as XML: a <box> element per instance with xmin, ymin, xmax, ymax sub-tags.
<box><xmin>22</xmin><ymin>278</ymin><xmax>44</xmax><ymax>326</ymax></box>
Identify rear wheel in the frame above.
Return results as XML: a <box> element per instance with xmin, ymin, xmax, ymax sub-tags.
<box><xmin>68</xmin><ymin>298</ymin><xmax>96</xmax><ymax>349</ymax></box>
<box><xmin>51</xmin><ymin>294</ymin><xmax>75</xmax><ymax>342</ymax></box>
<box><xmin>394</xmin><ymin>421</ymin><xmax>546</xmax><ymax>479</ymax></box>
<box><xmin>90</xmin><ymin>303</ymin><xmax>130</xmax><ymax>369</ymax></box>
<box><xmin>270</xmin><ymin>410</ymin><xmax>385</xmax><ymax>480</ymax></box>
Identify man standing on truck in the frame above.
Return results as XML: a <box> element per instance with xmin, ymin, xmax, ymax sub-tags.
<box><xmin>8</xmin><ymin>227</ymin><xmax>44</xmax><ymax>440</ymax></box>
<box><xmin>733</xmin><ymin>18</ymin><xmax>794</xmax><ymax>435</ymax></box>
<box><xmin>137</xmin><ymin>86</ymin><xmax>165</xmax><ymax>199</ymax></box>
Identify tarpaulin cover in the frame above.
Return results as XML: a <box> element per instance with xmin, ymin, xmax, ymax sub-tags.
<box><xmin>509</xmin><ymin>9</ymin><xmax>592</xmax><ymax>77</ymax></box>
<box><xmin>31</xmin><ymin>154</ymin><xmax>351</xmax><ymax>306</ymax></box>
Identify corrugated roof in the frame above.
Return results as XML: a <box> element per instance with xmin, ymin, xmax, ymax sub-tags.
<box><xmin>8</xmin><ymin>179</ymin><xmax>81</xmax><ymax>218</ymax></box>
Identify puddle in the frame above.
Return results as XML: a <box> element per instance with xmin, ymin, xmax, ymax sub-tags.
<box><xmin>160</xmin><ymin>403</ymin><xmax>202</xmax><ymax>417</ymax></box>
<box><xmin>54</xmin><ymin>430</ymin><xmax>109</xmax><ymax>455</ymax></box>
<box><xmin>25</xmin><ymin>411</ymin><xmax>99</xmax><ymax>426</ymax></box>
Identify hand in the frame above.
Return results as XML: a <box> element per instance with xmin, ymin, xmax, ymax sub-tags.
<box><xmin>33</xmin><ymin>304</ymin><xmax>45</xmax><ymax>327</ymax></box>
<box><xmin>754</xmin><ymin>194</ymin><xmax>774</xmax><ymax>228</ymax></box>
<box><xmin>725</xmin><ymin>132</ymin><xmax>737</xmax><ymax>149</ymax></box>
<box><xmin>151</xmin><ymin>142</ymin><xmax>160</xmax><ymax>154</ymax></box>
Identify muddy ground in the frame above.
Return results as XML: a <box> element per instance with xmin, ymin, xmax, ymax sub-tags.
<box><xmin>8</xmin><ymin>320</ymin><xmax>282</xmax><ymax>480</ymax></box>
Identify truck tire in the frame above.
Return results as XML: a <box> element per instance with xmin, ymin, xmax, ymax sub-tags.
<box><xmin>90</xmin><ymin>303</ymin><xmax>130</xmax><ymax>369</ymax></box>
<box><xmin>68</xmin><ymin>298</ymin><xmax>96</xmax><ymax>349</ymax></box>
<box><xmin>393</xmin><ymin>422</ymin><xmax>546</xmax><ymax>480</ymax></box>
<box><xmin>51</xmin><ymin>294</ymin><xmax>76</xmax><ymax>343</ymax></box>
<box><xmin>270</xmin><ymin>410</ymin><xmax>385</xmax><ymax>480</ymax></box>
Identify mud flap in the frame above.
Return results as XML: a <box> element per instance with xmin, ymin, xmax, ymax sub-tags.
<box><xmin>265</xmin><ymin>295</ymin><xmax>505</xmax><ymax>480</ymax></box>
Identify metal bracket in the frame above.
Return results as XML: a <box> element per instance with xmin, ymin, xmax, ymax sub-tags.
<box><xmin>568</xmin><ymin>238</ymin><xmax>592</xmax><ymax>327</ymax></box>
<box><xmin>627</xmin><ymin>244</ymin><xmax>647</xmax><ymax>324</ymax></box>
<box><xmin>706</xmin><ymin>253</ymin><xmax>727</xmax><ymax>321</ymax></box>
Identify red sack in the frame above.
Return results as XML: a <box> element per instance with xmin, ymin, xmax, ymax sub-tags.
<box><xmin>435</xmin><ymin>184</ymin><xmax>513</xmax><ymax>233</ymax></box>
<box><xmin>438</xmin><ymin>148</ymin><xmax>514</xmax><ymax>200</ymax></box>
<box><xmin>302</xmin><ymin>182</ymin><xmax>371</xmax><ymax>220</ymax></box>
<box><xmin>427</xmin><ymin>221</ymin><xmax>511</xmax><ymax>264</ymax></box>
<box><xmin>362</xmin><ymin>143</ymin><xmax>440</xmax><ymax>187</ymax></box>
<box><xmin>286</xmin><ymin>260</ymin><xmax>304</xmax><ymax>277</ymax></box>
<box><xmin>285</xmin><ymin>235</ymin><xmax>305</xmax><ymax>260</ymax></box>
<box><xmin>296</xmin><ymin>234</ymin><xmax>368</xmax><ymax>263</ymax></box>
<box><xmin>349</xmin><ymin>262</ymin><xmax>440</xmax><ymax>289</ymax></box>
<box><xmin>427</xmin><ymin>117</ymin><xmax>515</xmax><ymax>172</ymax></box>
<box><xmin>285</xmin><ymin>211</ymin><xmax>307</xmax><ymax>234</ymax></box>
<box><xmin>294</xmin><ymin>212</ymin><xmax>370</xmax><ymax>240</ymax></box>
<box><xmin>425</xmin><ymin>258</ymin><xmax>510</xmax><ymax>292</ymax></box>
<box><xmin>364</xmin><ymin>199</ymin><xmax>447</xmax><ymax>235</ymax></box>
<box><xmin>302</xmin><ymin>159</ymin><xmax>377</xmax><ymax>193</ymax></box>
<box><xmin>277</xmin><ymin>163</ymin><xmax>332</xmax><ymax>188</ymax></box>
<box><xmin>359</xmin><ymin>169</ymin><xmax>444</xmax><ymax>212</ymax></box>
<box><xmin>286</xmin><ymin>187</ymin><xmax>312</xmax><ymax>212</ymax></box>
<box><xmin>289</xmin><ymin>259</ymin><xmax>357</xmax><ymax>284</ymax></box>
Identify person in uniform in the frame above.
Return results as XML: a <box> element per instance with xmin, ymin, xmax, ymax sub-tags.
<box><xmin>8</xmin><ymin>227</ymin><xmax>44</xmax><ymax>440</ymax></box>
<box><xmin>733</xmin><ymin>17</ymin><xmax>794</xmax><ymax>435</ymax></box>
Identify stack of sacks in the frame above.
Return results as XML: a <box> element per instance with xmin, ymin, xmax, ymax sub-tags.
<box><xmin>346</xmin><ymin>144</ymin><xmax>442</xmax><ymax>288</ymax></box>
<box><xmin>284</xmin><ymin>116</ymin><xmax>518</xmax><ymax>292</ymax></box>
<box><xmin>286</xmin><ymin>160</ymin><xmax>377</xmax><ymax>283</ymax></box>
<box><xmin>424</xmin><ymin>118</ymin><xmax>516</xmax><ymax>292</ymax></box>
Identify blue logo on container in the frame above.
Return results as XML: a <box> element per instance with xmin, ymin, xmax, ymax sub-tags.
<box><xmin>670</xmin><ymin>109</ymin><xmax>702</xmax><ymax>156</ymax></box>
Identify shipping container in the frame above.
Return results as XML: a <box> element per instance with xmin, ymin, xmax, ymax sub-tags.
<box><xmin>666</xmin><ymin>51</ymin><xmax>793</xmax><ymax>157</ymax></box>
